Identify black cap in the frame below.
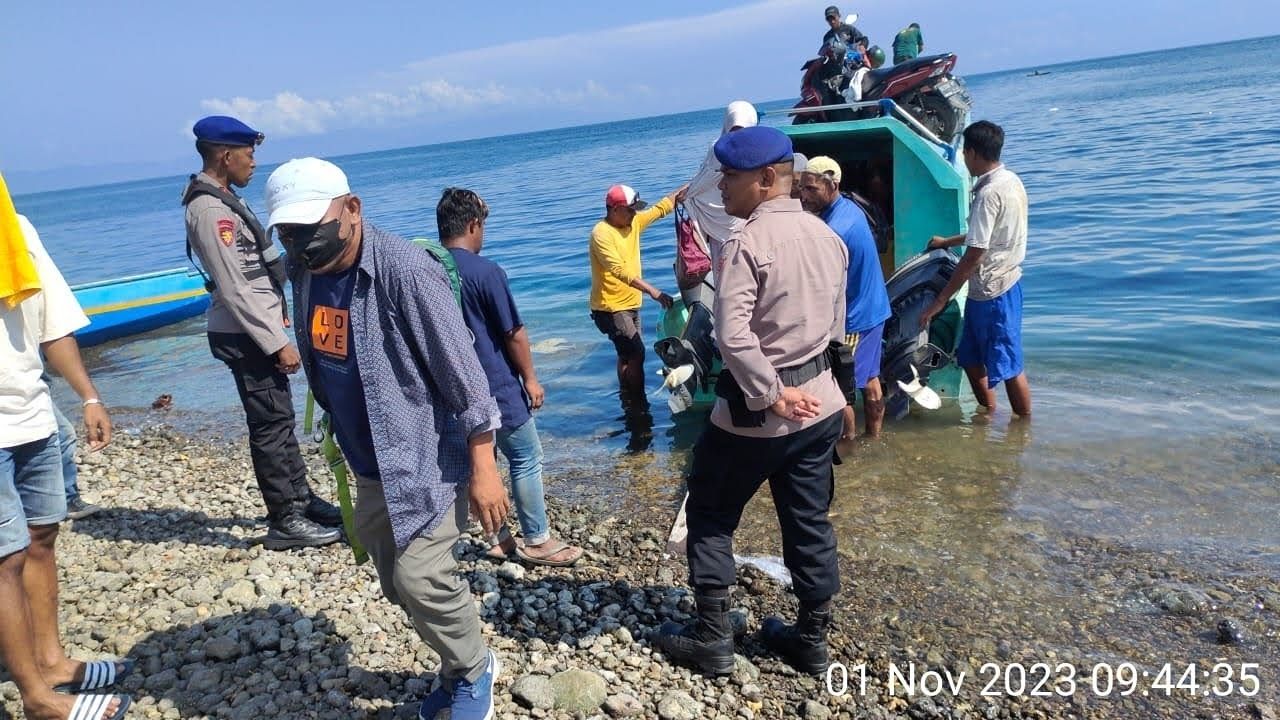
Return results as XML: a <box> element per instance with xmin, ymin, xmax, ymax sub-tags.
<box><xmin>825</xmin><ymin>5</ymin><xmax>841</xmax><ymax>18</ymax></box>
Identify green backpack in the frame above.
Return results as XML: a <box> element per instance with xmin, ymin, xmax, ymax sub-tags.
<box><xmin>412</xmin><ymin>238</ymin><xmax>463</xmax><ymax>307</ymax></box>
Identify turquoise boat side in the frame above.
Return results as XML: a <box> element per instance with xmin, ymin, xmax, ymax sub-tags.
<box><xmin>72</xmin><ymin>268</ymin><xmax>210</xmax><ymax>347</ymax></box>
<box><xmin>783</xmin><ymin>116</ymin><xmax>970</xmax><ymax>410</ymax></box>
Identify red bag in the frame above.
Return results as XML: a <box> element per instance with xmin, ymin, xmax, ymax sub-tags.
<box><xmin>675</xmin><ymin>203</ymin><xmax>711</xmax><ymax>277</ymax></box>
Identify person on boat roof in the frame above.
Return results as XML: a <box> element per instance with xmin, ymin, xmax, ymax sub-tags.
<box><xmin>680</xmin><ymin>100</ymin><xmax>758</xmax><ymax>294</ymax></box>
<box><xmin>437</xmin><ymin>188</ymin><xmax>583</xmax><ymax>569</ymax></box>
<box><xmin>893</xmin><ymin>22</ymin><xmax>924</xmax><ymax>64</ymax></box>
<box><xmin>266</xmin><ymin>158</ymin><xmax>507</xmax><ymax>720</ymax></box>
<box><xmin>589</xmin><ymin>181</ymin><xmax>687</xmax><ymax>404</ymax></box>
<box><xmin>182</xmin><ymin>115</ymin><xmax>342</xmax><ymax>551</ymax></box>
<box><xmin>655</xmin><ymin>126</ymin><xmax>850</xmax><ymax>680</ymax></box>
<box><xmin>923</xmin><ymin>120</ymin><xmax>1032</xmax><ymax>417</ymax></box>
<box><xmin>822</xmin><ymin>5</ymin><xmax>868</xmax><ymax>55</ymax></box>
<box><xmin>798</xmin><ymin>156</ymin><xmax>891</xmax><ymax>439</ymax></box>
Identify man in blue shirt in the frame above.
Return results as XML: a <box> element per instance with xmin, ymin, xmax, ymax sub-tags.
<box><xmin>799</xmin><ymin>156</ymin><xmax>892</xmax><ymax>437</ymax></box>
<box><xmin>437</xmin><ymin>188</ymin><xmax>582</xmax><ymax>567</ymax></box>
<box><xmin>265</xmin><ymin>158</ymin><xmax>507</xmax><ymax>720</ymax></box>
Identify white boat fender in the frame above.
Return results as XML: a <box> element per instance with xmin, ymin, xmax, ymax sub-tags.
<box><xmin>897</xmin><ymin>365</ymin><xmax>942</xmax><ymax>410</ymax></box>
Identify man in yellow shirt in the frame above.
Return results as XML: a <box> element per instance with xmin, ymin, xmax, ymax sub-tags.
<box><xmin>590</xmin><ymin>182</ymin><xmax>686</xmax><ymax>401</ymax></box>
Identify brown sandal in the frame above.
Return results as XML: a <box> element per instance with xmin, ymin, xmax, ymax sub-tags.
<box><xmin>516</xmin><ymin>538</ymin><xmax>584</xmax><ymax>567</ymax></box>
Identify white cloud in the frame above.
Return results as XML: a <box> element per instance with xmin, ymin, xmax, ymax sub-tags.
<box><xmin>196</xmin><ymin>0</ymin><xmax>818</xmax><ymax>139</ymax></box>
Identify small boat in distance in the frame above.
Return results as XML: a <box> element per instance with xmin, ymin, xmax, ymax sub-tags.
<box><xmin>1027</xmin><ymin>70</ymin><xmax>1052</xmax><ymax>76</ymax></box>
<box><xmin>72</xmin><ymin>267</ymin><xmax>210</xmax><ymax>347</ymax></box>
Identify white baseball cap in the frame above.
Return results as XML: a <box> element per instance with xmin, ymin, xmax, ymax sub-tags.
<box><xmin>792</xmin><ymin>152</ymin><xmax>809</xmax><ymax>174</ymax></box>
<box><xmin>264</xmin><ymin>157</ymin><xmax>351</xmax><ymax>230</ymax></box>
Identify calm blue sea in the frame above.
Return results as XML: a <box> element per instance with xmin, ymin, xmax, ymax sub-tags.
<box><xmin>15</xmin><ymin>36</ymin><xmax>1280</xmax><ymax>561</ymax></box>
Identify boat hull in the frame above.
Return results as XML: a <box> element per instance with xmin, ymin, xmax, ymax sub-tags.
<box><xmin>72</xmin><ymin>268</ymin><xmax>210</xmax><ymax>347</ymax></box>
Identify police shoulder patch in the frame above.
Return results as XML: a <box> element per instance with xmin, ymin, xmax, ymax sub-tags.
<box><xmin>216</xmin><ymin>218</ymin><xmax>235</xmax><ymax>247</ymax></box>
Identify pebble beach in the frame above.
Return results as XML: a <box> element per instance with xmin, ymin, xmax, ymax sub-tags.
<box><xmin>1</xmin><ymin>423</ymin><xmax>1276</xmax><ymax>719</ymax></box>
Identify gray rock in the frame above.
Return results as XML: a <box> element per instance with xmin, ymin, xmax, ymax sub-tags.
<box><xmin>550</xmin><ymin>668</ymin><xmax>608</xmax><ymax>712</ymax></box>
<box><xmin>292</xmin><ymin>618</ymin><xmax>314</xmax><ymax>637</ymax></box>
<box><xmin>255</xmin><ymin>577</ymin><xmax>285</xmax><ymax>599</ymax></box>
<box><xmin>656</xmin><ymin>690</ymin><xmax>701</xmax><ymax>720</ymax></box>
<box><xmin>205</xmin><ymin>636</ymin><xmax>240</xmax><ymax>661</ymax></box>
<box><xmin>187</xmin><ymin>667</ymin><xmax>222</xmax><ymax>693</ymax></box>
<box><xmin>497</xmin><ymin>562</ymin><xmax>526</xmax><ymax>582</ymax></box>
<box><xmin>144</xmin><ymin>668</ymin><xmax>178</xmax><ymax>692</ymax></box>
<box><xmin>604</xmin><ymin>693</ymin><xmax>644</xmax><ymax>718</ymax></box>
<box><xmin>222</xmin><ymin>579</ymin><xmax>258</xmax><ymax>607</ymax></box>
<box><xmin>799</xmin><ymin>700</ymin><xmax>831</xmax><ymax>719</ymax></box>
<box><xmin>1144</xmin><ymin>584</ymin><xmax>1210</xmax><ymax>617</ymax></box>
<box><xmin>730</xmin><ymin>655</ymin><xmax>759</xmax><ymax>685</ymax></box>
<box><xmin>510</xmin><ymin>675</ymin><xmax>556</xmax><ymax>710</ymax></box>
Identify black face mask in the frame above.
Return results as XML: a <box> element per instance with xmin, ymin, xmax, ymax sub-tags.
<box><xmin>288</xmin><ymin>219</ymin><xmax>347</xmax><ymax>271</ymax></box>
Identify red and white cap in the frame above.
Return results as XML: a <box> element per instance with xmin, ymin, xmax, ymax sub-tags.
<box><xmin>605</xmin><ymin>184</ymin><xmax>647</xmax><ymax>210</ymax></box>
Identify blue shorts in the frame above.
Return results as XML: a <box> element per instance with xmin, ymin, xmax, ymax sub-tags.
<box><xmin>845</xmin><ymin>321</ymin><xmax>885</xmax><ymax>389</ymax></box>
<box><xmin>0</xmin><ymin>433</ymin><xmax>67</xmax><ymax>558</ymax></box>
<box><xmin>956</xmin><ymin>281</ymin><xmax>1024</xmax><ymax>388</ymax></box>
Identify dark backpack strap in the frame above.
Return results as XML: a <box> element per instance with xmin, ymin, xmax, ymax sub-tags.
<box><xmin>182</xmin><ymin>175</ymin><xmax>288</xmax><ymax>317</ymax></box>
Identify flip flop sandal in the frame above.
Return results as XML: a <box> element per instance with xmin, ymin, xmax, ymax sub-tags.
<box><xmin>54</xmin><ymin>659</ymin><xmax>135</xmax><ymax>694</ymax></box>
<box><xmin>68</xmin><ymin>693</ymin><xmax>131</xmax><ymax>720</ymax></box>
<box><xmin>515</xmin><ymin>539</ymin><xmax>584</xmax><ymax>567</ymax></box>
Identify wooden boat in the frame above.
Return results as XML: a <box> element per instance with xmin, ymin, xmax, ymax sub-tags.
<box><xmin>654</xmin><ymin>99</ymin><xmax>971</xmax><ymax>419</ymax></box>
<box><xmin>72</xmin><ymin>267</ymin><xmax>210</xmax><ymax>347</ymax></box>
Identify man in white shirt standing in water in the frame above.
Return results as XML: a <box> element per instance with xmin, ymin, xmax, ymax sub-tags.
<box><xmin>922</xmin><ymin>120</ymin><xmax>1032</xmax><ymax>417</ymax></box>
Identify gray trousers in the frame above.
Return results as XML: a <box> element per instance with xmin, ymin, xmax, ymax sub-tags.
<box><xmin>354</xmin><ymin>475</ymin><xmax>488</xmax><ymax>683</ymax></box>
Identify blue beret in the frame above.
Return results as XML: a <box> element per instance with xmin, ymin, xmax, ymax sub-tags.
<box><xmin>192</xmin><ymin>115</ymin><xmax>264</xmax><ymax>146</ymax></box>
<box><xmin>714</xmin><ymin>126</ymin><xmax>793</xmax><ymax>171</ymax></box>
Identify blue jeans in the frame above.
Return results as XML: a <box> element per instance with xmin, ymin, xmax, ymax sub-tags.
<box><xmin>0</xmin><ymin>434</ymin><xmax>67</xmax><ymax>557</ymax></box>
<box><xmin>50</xmin><ymin>400</ymin><xmax>80</xmax><ymax>503</ymax></box>
<box><xmin>495</xmin><ymin>417</ymin><xmax>549</xmax><ymax>545</ymax></box>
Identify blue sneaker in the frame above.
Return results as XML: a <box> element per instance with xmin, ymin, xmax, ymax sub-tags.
<box><xmin>449</xmin><ymin>649</ymin><xmax>502</xmax><ymax>720</ymax></box>
<box><xmin>417</xmin><ymin>672</ymin><xmax>451</xmax><ymax>720</ymax></box>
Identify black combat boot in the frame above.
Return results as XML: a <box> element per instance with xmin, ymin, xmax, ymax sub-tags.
<box><xmin>265</xmin><ymin>501</ymin><xmax>342</xmax><ymax>551</ymax></box>
<box><xmin>304</xmin><ymin>493</ymin><xmax>343</xmax><ymax>527</ymax></box>
<box><xmin>654</xmin><ymin>588</ymin><xmax>735</xmax><ymax>676</ymax></box>
<box><xmin>759</xmin><ymin>601</ymin><xmax>832</xmax><ymax>676</ymax></box>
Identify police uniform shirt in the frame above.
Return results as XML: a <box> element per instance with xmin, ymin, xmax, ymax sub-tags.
<box><xmin>184</xmin><ymin>172</ymin><xmax>290</xmax><ymax>355</ymax></box>
<box><xmin>711</xmin><ymin>196</ymin><xmax>849</xmax><ymax>438</ymax></box>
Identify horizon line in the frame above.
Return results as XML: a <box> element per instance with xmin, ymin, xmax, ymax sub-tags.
<box><xmin>12</xmin><ymin>32</ymin><xmax>1277</xmax><ymax>198</ymax></box>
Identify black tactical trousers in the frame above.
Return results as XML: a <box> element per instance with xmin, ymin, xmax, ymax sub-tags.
<box><xmin>685</xmin><ymin>412</ymin><xmax>842</xmax><ymax>605</ymax></box>
<box><xmin>208</xmin><ymin>332</ymin><xmax>311</xmax><ymax>515</ymax></box>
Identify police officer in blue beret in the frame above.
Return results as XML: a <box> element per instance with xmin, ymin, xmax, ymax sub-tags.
<box><xmin>182</xmin><ymin>115</ymin><xmax>342</xmax><ymax>550</ymax></box>
<box><xmin>656</xmin><ymin>126</ymin><xmax>852</xmax><ymax>677</ymax></box>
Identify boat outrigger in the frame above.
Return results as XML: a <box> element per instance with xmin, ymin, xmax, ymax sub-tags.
<box><xmin>654</xmin><ymin>97</ymin><xmax>972</xmax><ymax>420</ymax></box>
<box><xmin>71</xmin><ymin>267</ymin><xmax>210</xmax><ymax>348</ymax></box>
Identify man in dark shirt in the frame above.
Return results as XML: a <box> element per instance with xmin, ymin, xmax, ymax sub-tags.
<box><xmin>438</xmin><ymin>188</ymin><xmax>583</xmax><ymax>567</ymax></box>
<box><xmin>822</xmin><ymin>5</ymin><xmax>868</xmax><ymax>55</ymax></box>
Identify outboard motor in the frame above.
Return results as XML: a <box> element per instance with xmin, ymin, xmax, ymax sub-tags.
<box><xmin>654</xmin><ymin>301</ymin><xmax>719</xmax><ymax>414</ymax></box>
<box><xmin>880</xmin><ymin>249</ymin><xmax>960</xmax><ymax>419</ymax></box>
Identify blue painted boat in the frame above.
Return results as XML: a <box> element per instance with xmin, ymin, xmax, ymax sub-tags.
<box><xmin>71</xmin><ymin>267</ymin><xmax>210</xmax><ymax>347</ymax></box>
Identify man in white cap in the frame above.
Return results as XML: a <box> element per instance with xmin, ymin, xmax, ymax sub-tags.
<box><xmin>264</xmin><ymin>158</ymin><xmax>508</xmax><ymax>720</ymax></box>
<box><xmin>588</xmin><ymin>181</ymin><xmax>686</xmax><ymax>403</ymax></box>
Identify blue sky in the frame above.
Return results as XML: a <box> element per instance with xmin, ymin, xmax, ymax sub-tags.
<box><xmin>3</xmin><ymin>0</ymin><xmax>1277</xmax><ymax>191</ymax></box>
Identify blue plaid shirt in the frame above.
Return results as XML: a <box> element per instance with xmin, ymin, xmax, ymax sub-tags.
<box><xmin>292</xmin><ymin>223</ymin><xmax>500</xmax><ymax>550</ymax></box>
